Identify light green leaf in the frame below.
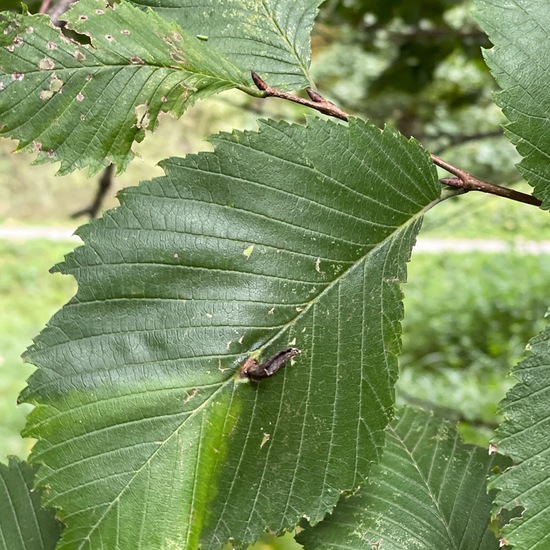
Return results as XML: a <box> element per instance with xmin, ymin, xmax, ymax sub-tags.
<box><xmin>298</xmin><ymin>407</ymin><xmax>505</xmax><ymax>550</ymax></box>
<box><xmin>22</xmin><ymin>117</ymin><xmax>440</xmax><ymax>549</ymax></box>
<box><xmin>489</xmin><ymin>323</ymin><xmax>550</xmax><ymax>548</ymax></box>
<box><xmin>0</xmin><ymin>0</ymin><xmax>247</xmax><ymax>175</ymax></box>
<box><xmin>130</xmin><ymin>0</ymin><xmax>321</xmax><ymax>89</ymax></box>
<box><xmin>0</xmin><ymin>457</ymin><xmax>62</xmax><ymax>550</ymax></box>
<box><xmin>474</xmin><ymin>0</ymin><xmax>550</xmax><ymax>208</ymax></box>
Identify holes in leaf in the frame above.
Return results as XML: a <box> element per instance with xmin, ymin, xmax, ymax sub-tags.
<box><xmin>135</xmin><ymin>104</ymin><xmax>150</xmax><ymax>129</ymax></box>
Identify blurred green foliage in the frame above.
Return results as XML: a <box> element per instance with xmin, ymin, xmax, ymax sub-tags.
<box><xmin>313</xmin><ymin>0</ymin><xmax>510</xmax><ymax>180</ymax></box>
<box><xmin>398</xmin><ymin>250</ymin><xmax>550</xmax><ymax>445</ymax></box>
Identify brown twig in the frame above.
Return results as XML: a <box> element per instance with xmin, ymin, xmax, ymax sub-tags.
<box><xmin>39</xmin><ymin>0</ymin><xmax>52</xmax><ymax>13</ymax></box>
<box><xmin>250</xmin><ymin>71</ymin><xmax>542</xmax><ymax>208</ymax></box>
<box><xmin>48</xmin><ymin>0</ymin><xmax>75</xmax><ymax>24</ymax></box>
<box><xmin>251</xmin><ymin>72</ymin><xmax>349</xmax><ymax>122</ymax></box>
<box><xmin>72</xmin><ymin>164</ymin><xmax>115</xmax><ymax>219</ymax></box>
<box><xmin>431</xmin><ymin>154</ymin><xmax>541</xmax><ymax>207</ymax></box>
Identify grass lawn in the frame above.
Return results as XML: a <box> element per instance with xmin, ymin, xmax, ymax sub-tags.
<box><xmin>0</xmin><ymin>240</ymin><xmax>76</xmax><ymax>461</ymax></box>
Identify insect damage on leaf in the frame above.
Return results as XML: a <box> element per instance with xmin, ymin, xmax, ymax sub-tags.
<box><xmin>240</xmin><ymin>348</ymin><xmax>302</xmax><ymax>381</ymax></box>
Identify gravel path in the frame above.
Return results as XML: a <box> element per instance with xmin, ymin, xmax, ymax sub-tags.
<box><xmin>1</xmin><ymin>226</ymin><xmax>550</xmax><ymax>254</ymax></box>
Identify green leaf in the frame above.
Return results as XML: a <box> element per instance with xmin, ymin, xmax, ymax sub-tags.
<box><xmin>22</xmin><ymin>117</ymin><xmax>440</xmax><ymax>549</ymax></box>
<box><xmin>474</xmin><ymin>0</ymin><xmax>550</xmax><ymax>208</ymax></box>
<box><xmin>298</xmin><ymin>407</ymin><xmax>505</xmax><ymax>550</ymax></box>
<box><xmin>0</xmin><ymin>457</ymin><xmax>62</xmax><ymax>550</ymax></box>
<box><xmin>0</xmin><ymin>0</ymin><xmax>247</xmax><ymax>175</ymax></box>
<box><xmin>130</xmin><ymin>0</ymin><xmax>321</xmax><ymax>89</ymax></box>
<box><xmin>489</xmin><ymin>323</ymin><xmax>550</xmax><ymax>548</ymax></box>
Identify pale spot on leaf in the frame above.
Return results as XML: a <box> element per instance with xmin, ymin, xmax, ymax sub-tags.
<box><xmin>243</xmin><ymin>244</ymin><xmax>254</xmax><ymax>259</ymax></box>
<box><xmin>39</xmin><ymin>90</ymin><xmax>54</xmax><ymax>100</ymax></box>
<box><xmin>183</xmin><ymin>388</ymin><xmax>198</xmax><ymax>404</ymax></box>
<box><xmin>76</xmin><ymin>92</ymin><xmax>84</xmax><ymax>102</ymax></box>
<box><xmin>260</xmin><ymin>433</ymin><xmax>270</xmax><ymax>449</ymax></box>
<box><xmin>12</xmin><ymin>73</ymin><xmax>24</xmax><ymax>81</ymax></box>
<box><xmin>50</xmin><ymin>77</ymin><xmax>63</xmax><ymax>93</ymax></box>
<box><xmin>39</xmin><ymin>57</ymin><xmax>55</xmax><ymax>71</ymax></box>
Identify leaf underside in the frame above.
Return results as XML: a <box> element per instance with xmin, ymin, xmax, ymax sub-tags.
<box><xmin>22</xmin><ymin>117</ymin><xmax>440</xmax><ymax>549</ymax></box>
<box><xmin>0</xmin><ymin>457</ymin><xmax>62</xmax><ymax>550</ymax></box>
<box><xmin>474</xmin><ymin>0</ymin><xmax>550</xmax><ymax>208</ymax></box>
<box><xmin>0</xmin><ymin>0</ymin><xmax>246</xmax><ymax>175</ymax></box>
<box><xmin>489</xmin><ymin>324</ymin><xmax>550</xmax><ymax>549</ymax></box>
<box><xmin>298</xmin><ymin>407</ymin><xmax>505</xmax><ymax>550</ymax></box>
<box><xmin>129</xmin><ymin>0</ymin><xmax>321</xmax><ymax>89</ymax></box>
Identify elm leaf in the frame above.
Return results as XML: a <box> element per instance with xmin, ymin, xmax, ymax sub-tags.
<box><xmin>0</xmin><ymin>457</ymin><xmax>62</xmax><ymax>550</ymax></box>
<box><xmin>22</xmin><ymin>117</ymin><xmax>441</xmax><ymax>549</ymax></box>
<box><xmin>130</xmin><ymin>0</ymin><xmax>322</xmax><ymax>89</ymax></box>
<box><xmin>489</xmin><ymin>324</ymin><xmax>550</xmax><ymax>548</ymax></box>
<box><xmin>474</xmin><ymin>0</ymin><xmax>550</xmax><ymax>208</ymax></box>
<box><xmin>0</xmin><ymin>0</ymin><xmax>247</xmax><ymax>175</ymax></box>
<box><xmin>298</xmin><ymin>407</ymin><xmax>506</xmax><ymax>550</ymax></box>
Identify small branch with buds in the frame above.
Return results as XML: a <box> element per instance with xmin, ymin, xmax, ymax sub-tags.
<box><xmin>248</xmin><ymin>71</ymin><xmax>542</xmax><ymax>208</ymax></box>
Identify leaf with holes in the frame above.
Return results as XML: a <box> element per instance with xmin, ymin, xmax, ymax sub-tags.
<box><xmin>298</xmin><ymin>407</ymin><xmax>507</xmax><ymax>550</ymax></box>
<box><xmin>130</xmin><ymin>0</ymin><xmax>321</xmax><ymax>89</ymax></box>
<box><xmin>0</xmin><ymin>0</ymin><xmax>247</xmax><ymax>175</ymax></box>
<box><xmin>22</xmin><ymin>117</ymin><xmax>441</xmax><ymax>549</ymax></box>
<box><xmin>474</xmin><ymin>0</ymin><xmax>550</xmax><ymax>208</ymax></box>
<box><xmin>0</xmin><ymin>457</ymin><xmax>62</xmax><ymax>550</ymax></box>
<box><xmin>488</xmin><ymin>324</ymin><xmax>550</xmax><ymax>548</ymax></box>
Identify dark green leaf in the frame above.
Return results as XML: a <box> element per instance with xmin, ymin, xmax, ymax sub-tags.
<box><xmin>474</xmin><ymin>0</ymin><xmax>550</xmax><ymax>208</ymax></box>
<box><xmin>0</xmin><ymin>457</ymin><xmax>62</xmax><ymax>550</ymax></box>
<box><xmin>298</xmin><ymin>407</ymin><xmax>505</xmax><ymax>550</ymax></box>
<box><xmin>0</xmin><ymin>0</ymin><xmax>247</xmax><ymax>175</ymax></box>
<box><xmin>22</xmin><ymin>117</ymin><xmax>440</xmax><ymax>548</ymax></box>
<box><xmin>130</xmin><ymin>0</ymin><xmax>321</xmax><ymax>89</ymax></box>
<box><xmin>489</xmin><ymin>324</ymin><xmax>550</xmax><ymax>548</ymax></box>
